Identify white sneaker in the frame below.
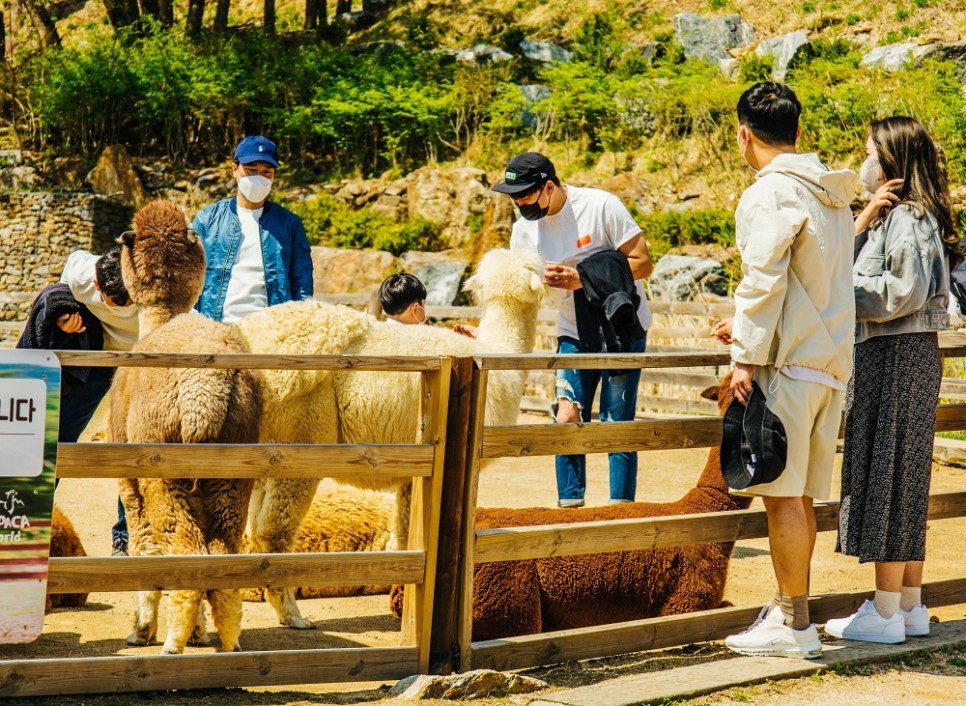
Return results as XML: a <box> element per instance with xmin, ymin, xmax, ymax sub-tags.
<box><xmin>725</xmin><ymin>606</ymin><xmax>822</xmax><ymax>659</ymax></box>
<box><xmin>824</xmin><ymin>600</ymin><xmax>905</xmax><ymax>644</ymax></box>
<box><xmin>899</xmin><ymin>604</ymin><xmax>930</xmax><ymax>637</ymax></box>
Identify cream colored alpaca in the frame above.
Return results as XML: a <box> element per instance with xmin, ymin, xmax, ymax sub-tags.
<box><xmin>112</xmin><ymin>200</ymin><xmax>262</xmax><ymax>654</ymax></box>
<box><xmin>236</xmin><ymin>247</ymin><xmax>544</xmax><ymax>629</ymax></box>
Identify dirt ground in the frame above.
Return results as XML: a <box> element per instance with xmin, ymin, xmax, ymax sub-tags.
<box><xmin>4</xmin><ymin>408</ymin><xmax>966</xmax><ymax>706</ymax></box>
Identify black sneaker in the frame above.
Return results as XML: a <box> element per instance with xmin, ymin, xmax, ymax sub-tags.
<box><xmin>112</xmin><ymin>537</ymin><xmax>128</xmax><ymax>556</ymax></box>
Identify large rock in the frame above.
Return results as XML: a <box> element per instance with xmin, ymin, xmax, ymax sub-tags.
<box><xmin>0</xmin><ymin>165</ymin><xmax>44</xmax><ymax>191</ymax></box>
<box><xmin>756</xmin><ymin>31</ymin><xmax>811</xmax><ymax>80</ymax></box>
<box><xmin>517</xmin><ymin>84</ymin><xmax>551</xmax><ymax>130</ymax></box>
<box><xmin>311</xmin><ymin>246</ymin><xmax>395</xmax><ymax>295</ymax></box>
<box><xmin>860</xmin><ymin>42</ymin><xmax>935</xmax><ymax>71</ymax></box>
<box><xmin>673</xmin><ymin>13</ymin><xmax>755</xmax><ymax>65</ymax></box>
<box><xmin>86</xmin><ymin>144</ymin><xmax>147</xmax><ymax>206</ymax></box>
<box><xmin>436</xmin><ymin>44</ymin><xmax>513</xmax><ymax>64</ymax></box>
<box><xmin>407</xmin><ymin>167</ymin><xmax>490</xmax><ymax>248</ymax></box>
<box><xmin>398</xmin><ymin>251</ymin><xmax>469</xmax><ymax>306</ymax></box>
<box><xmin>649</xmin><ymin>254</ymin><xmax>728</xmax><ymax>301</ymax></box>
<box><xmin>519</xmin><ymin>40</ymin><xmax>573</xmax><ymax>63</ymax></box>
<box><xmin>599</xmin><ymin>173</ymin><xmax>653</xmax><ymax>216</ymax></box>
<box><xmin>389</xmin><ymin>669</ymin><xmax>547</xmax><ymax>700</ymax></box>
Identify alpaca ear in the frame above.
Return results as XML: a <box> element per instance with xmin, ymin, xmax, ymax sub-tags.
<box><xmin>117</xmin><ymin>230</ymin><xmax>136</xmax><ymax>247</ymax></box>
<box><xmin>186</xmin><ymin>228</ymin><xmax>199</xmax><ymax>245</ymax></box>
<box><xmin>700</xmin><ymin>383</ymin><xmax>720</xmax><ymax>401</ymax></box>
<box><xmin>462</xmin><ymin>274</ymin><xmax>482</xmax><ymax>293</ymax></box>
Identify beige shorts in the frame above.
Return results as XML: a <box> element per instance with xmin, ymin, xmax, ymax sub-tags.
<box><xmin>731</xmin><ymin>366</ymin><xmax>843</xmax><ymax>500</ymax></box>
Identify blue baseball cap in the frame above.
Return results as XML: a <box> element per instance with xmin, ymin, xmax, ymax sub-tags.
<box><xmin>233</xmin><ymin>135</ymin><xmax>279</xmax><ymax>167</ymax></box>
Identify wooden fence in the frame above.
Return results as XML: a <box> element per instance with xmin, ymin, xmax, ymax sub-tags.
<box><xmin>1</xmin><ymin>334</ymin><xmax>965</xmax><ymax>695</ymax></box>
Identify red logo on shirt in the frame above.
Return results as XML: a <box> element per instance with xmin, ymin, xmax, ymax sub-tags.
<box><xmin>576</xmin><ymin>234</ymin><xmax>592</xmax><ymax>248</ymax></box>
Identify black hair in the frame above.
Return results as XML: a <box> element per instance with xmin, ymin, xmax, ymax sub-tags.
<box><xmin>379</xmin><ymin>273</ymin><xmax>427</xmax><ymax>316</ymax></box>
<box><xmin>511</xmin><ymin>175</ymin><xmax>561</xmax><ymax>202</ymax></box>
<box><xmin>736</xmin><ymin>81</ymin><xmax>801</xmax><ymax>147</ymax></box>
<box><xmin>95</xmin><ymin>245</ymin><xmax>131</xmax><ymax>306</ymax></box>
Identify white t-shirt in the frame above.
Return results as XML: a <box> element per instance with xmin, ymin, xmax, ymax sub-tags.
<box><xmin>221</xmin><ymin>206</ymin><xmax>268</xmax><ymax>324</ymax></box>
<box><xmin>60</xmin><ymin>250</ymin><xmax>139</xmax><ymax>351</ymax></box>
<box><xmin>509</xmin><ymin>185</ymin><xmax>651</xmax><ymax>340</ymax></box>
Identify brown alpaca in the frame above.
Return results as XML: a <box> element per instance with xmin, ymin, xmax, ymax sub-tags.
<box><xmin>45</xmin><ymin>504</ymin><xmax>88</xmax><ymax>612</ymax></box>
<box><xmin>111</xmin><ymin>200</ymin><xmax>262</xmax><ymax>654</ymax></box>
<box><xmin>391</xmin><ymin>374</ymin><xmax>752</xmax><ymax>640</ymax></box>
<box><xmin>241</xmin><ymin>485</ymin><xmax>393</xmax><ymax>602</ymax></box>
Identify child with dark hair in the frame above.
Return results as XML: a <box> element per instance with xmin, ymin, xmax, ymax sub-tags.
<box><xmin>380</xmin><ymin>273</ymin><xmax>428</xmax><ymax>325</ymax></box>
<box><xmin>712</xmin><ymin>81</ymin><xmax>859</xmax><ymax>660</ymax></box>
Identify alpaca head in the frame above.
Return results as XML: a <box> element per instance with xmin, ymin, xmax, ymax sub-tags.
<box><xmin>462</xmin><ymin>247</ymin><xmax>544</xmax><ymax>310</ymax></box>
<box><xmin>119</xmin><ymin>199</ymin><xmax>206</xmax><ymax>315</ymax></box>
<box><xmin>700</xmin><ymin>371</ymin><xmax>735</xmax><ymax>415</ymax></box>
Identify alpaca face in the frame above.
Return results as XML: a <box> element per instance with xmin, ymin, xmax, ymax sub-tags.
<box><xmin>462</xmin><ymin>248</ymin><xmax>545</xmax><ymax>308</ymax></box>
<box><xmin>701</xmin><ymin>371</ymin><xmax>735</xmax><ymax>415</ymax></box>
<box><xmin>121</xmin><ymin>199</ymin><xmax>207</xmax><ymax>314</ymax></box>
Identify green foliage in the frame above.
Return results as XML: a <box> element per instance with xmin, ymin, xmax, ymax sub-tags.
<box><xmin>287</xmin><ymin>193</ymin><xmax>443</xmax><ymax>255</ymax></box>
<box><xmin>405</xmin><ymin>10</ymin><xmax>442</xmax><ymax>51</ymax></box>
<box><xmin>739</xmin><ymin>54</ymin><xmax>773</xmax><ymax>84</ymax></box>
<box><xmin>573</xmin><ymin>12</ymin><xmax>623</xmax><ymax>72</ymax></box>
<box><xmin>846</xmin><ymin>13</ymin><xmax>861</xmax><ymax>24</ymax></box>
<box><xmin>636</xmin><ymin>207</ymin><xmax>736</xmax><ymax>259</ymax></box>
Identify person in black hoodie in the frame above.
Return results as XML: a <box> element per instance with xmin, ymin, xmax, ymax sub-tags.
<box><xmin>493</xmin><ymin>152</ymin><xmax>652</xmax><ymax>507</ymax></box>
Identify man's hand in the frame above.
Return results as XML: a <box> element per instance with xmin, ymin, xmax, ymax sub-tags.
<box><xmin>711</xmin><ymin>317</ymin><xmax>733</xmax><ymax>345</ymax></box>
<box><xmin>544</xmin><ymin>263</ymin><xmax>581</xmax><ymax>290</ymax></box>
<box><xmin>730</xmin><ymin>362</ymin><xmax>755</xmax><ymax>406</ymax></box>
<box><xmin>56</xmin><ymin>312</ymin><xmax>86</xmax><ymax>334</ymax></box>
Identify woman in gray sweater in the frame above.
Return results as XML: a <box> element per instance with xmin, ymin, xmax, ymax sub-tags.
<box><xmin>826</xmin><ymin>116</ymin><xmax>962</xmax><ymax>644</ymax></box>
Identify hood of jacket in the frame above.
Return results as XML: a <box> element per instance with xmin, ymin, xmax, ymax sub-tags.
<box><xmin>757</xmin><ymin>152</ymin><xmax>858</xmax><ymax>208</ymax></box>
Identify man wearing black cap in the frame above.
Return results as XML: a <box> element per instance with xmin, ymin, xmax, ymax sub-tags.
<box><xmin>192</xmin><ymin>135</ymin><xmax>314</xmax><ymax>323</ymax></box>
<box><xmin>493</xmin><ymin>152</ymin><xmax>653</xmax><ymax>508</ymax></box>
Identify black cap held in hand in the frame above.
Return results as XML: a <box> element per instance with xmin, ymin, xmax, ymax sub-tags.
<box><xmin>492</xmin><ymin>152</ymin><xmax>556</xmax><ymax>195</ymax></box>
<box><xmin>720</xmin><ymin>381</ymin><xmax>787</xmax><ymax>490</ymax></box>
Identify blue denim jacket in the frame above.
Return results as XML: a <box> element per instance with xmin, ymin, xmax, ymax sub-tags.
<box><xmin>192</xmin><ymin>197</ymin><xmax>314</xmax><ymax>321</ymax></box>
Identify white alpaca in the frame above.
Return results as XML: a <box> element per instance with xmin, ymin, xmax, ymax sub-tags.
<box><xmin>236</xmin><ymin>247</ymin><xmax>544</xmax><ymax>629</ymax></box>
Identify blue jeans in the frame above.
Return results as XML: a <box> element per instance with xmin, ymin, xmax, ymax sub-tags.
<box><xmin>553</xmin><ymin>335</ymin><xmax>646</xmax><ymax>503</ymax></box>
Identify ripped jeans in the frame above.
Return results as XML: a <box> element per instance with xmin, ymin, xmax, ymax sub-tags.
<box><xmin>553</xmin><ymin>335</ymin><xmax>646</xmax><ymax>503</ymax></box>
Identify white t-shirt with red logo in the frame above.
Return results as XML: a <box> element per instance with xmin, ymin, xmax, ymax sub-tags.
<box><xmin>509</xmin><ymin>185</ymin><xmax>651</xmax><ymax>340</ymax></box>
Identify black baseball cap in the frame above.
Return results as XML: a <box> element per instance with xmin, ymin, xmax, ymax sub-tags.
<box><xmin>492</xmin><ymin>152</ymin><xmax>556</xmax><ymax>195</ymax></box>
<box><xmin>720</xmin><ymin>381</ymin><xmax>787</xmax><ymax>490</ymax></box>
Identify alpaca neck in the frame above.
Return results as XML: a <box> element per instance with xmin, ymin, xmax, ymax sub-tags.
<box><xmin>137</xmin><ymin>306</ymin><xmax>180</xmax><ymax>338</ymax></box>
<box><xmin>690</xmin><ymin>446</ymin><xmax>753</xmax><ymax>510</ymax></box>
<box><xmin>475</xmin><ymin>301</ymin><xmax>539</xmax><ymax>354</ymax></box>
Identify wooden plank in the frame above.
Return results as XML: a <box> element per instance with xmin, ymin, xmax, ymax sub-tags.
<box><xmin>472</xmin><ymin>491</ymin><xmax>966</xmax><ymax>564</ymax></box>
<box><xmin>52</xmin><ymin>350</ymin><xmax>442</xmax><ymax>371</ymax></box>
<box><xmin>457</xmin><ymin>367</ymin><xmax>490</xmax><ymax>672</ymax></box>
<box><xmin>0</xmin><ymin>646</ymin><xmax>418</xmax><ymax>697</ymax></box>
<box><xmin>477</xmin><ymin>351</ymin><xmax>730</xmax><ymax>371</ymax></box>
<box><xmin>647</xmin><ymin>301</ymin><xmax>735</xmax><ymax>317</ymax></box>
<box><xmin>936</xmin><ymin>403</ymin><xmax>966</xmax><ymax>432</ymax></box>
<box><xmin>56</xmin><ymin>443</ymin><xmax>435</xmax><ymax>478</ymax></box>
<box><xmin>636</xmin><ymin>397</ymin><xmax>718</xmax><ymax>416</ymax></box>
<box><xmin>639</xmin><ymin>369</ymin><xmax>721</xmax><ymax>388</ymax></box>
<box><xmin>469</xmin><ymin>577</ymin><xmax>966</xmax><ymax>672</ymax></box>
<box><xmin>646</xmin><ymin>327</ymin><xmax>718</xmax><ymax>339</ymax></box>
<box><xmin>428</xmin><ymin>357</ymin><xmax>473</xmax><ymax>675</ymax></box>
<box><xmin>481</xmin><ymin>417</ymin><xmax>723</xmax><ymax>459</ymax></box>
<box><xmin>45</xmin><ymin>551</ymin><xmax>425</xmax><ymax>593</ymax></box>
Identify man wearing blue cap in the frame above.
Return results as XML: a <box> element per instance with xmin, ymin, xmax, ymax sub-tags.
<box><xmin>192</xmin><ymin>135</ymin><xmax>314</xmax><ymax>323</ymax></box>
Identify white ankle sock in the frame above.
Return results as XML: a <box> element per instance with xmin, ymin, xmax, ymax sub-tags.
<box><xmin>873</xmin><ymin>590</ymin><xmax>901</xmax><ymax>619</ymax></box>
<box><xmin>900</xmin><ymin>586</ymin><xmax>922</xmax><ymax>612</ymax></box>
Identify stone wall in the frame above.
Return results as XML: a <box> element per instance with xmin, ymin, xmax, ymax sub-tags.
<box><xmin>0</xmin><ymin>192</ymin><xmax>134</xmax><ymax>309</ymax></box>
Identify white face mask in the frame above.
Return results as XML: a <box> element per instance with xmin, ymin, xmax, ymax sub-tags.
<box><xmin>237</xmin><ymin>174</ymin><xmax>273</xmax><ymax>203</ymax></box>
<box><xmin>859</xmin><ymin>156</ymin><xmax>885</xmax><ymax>194</ymax></box>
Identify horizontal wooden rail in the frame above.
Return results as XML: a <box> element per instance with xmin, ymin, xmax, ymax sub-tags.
<box><xmin>468</xmin><ymin>577</ymin><xmax>966</xmax><ymax>672</ymax></box>
<box><xmin>482</xmin><ymin>417</ymin><xmax>722</xmax><ymax>458</ymax></box>
<box><xmin>46</xmin><ymin>551</ymin><xmax>425</xmax><ymax>594</ymax></box>
<box><xmin>52</xmin><ymin>350</ymin><xmax>443</xmax><ymax>371</ymax></box>
<box><xmin>0</xmin><ymin>646</ymin><xmax>418</xmax><ymax>697</ymax></box>
<box><xmin>476</xmin><ymin>351</ymin><xmax>731</xmax><ymax>371</ymax></box>
<box><xmin>55</xmin><ymin>443</ymin><xmax>435</xmax><ymax>478</ymax></box>
<box><xmin>472</xmin><ymin>491</ymin><xmax>966</xmax><ymax>563</ymax></box>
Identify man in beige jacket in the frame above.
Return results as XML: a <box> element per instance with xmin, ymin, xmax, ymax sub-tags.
<box><xmin>712</xmin><ymin>82</ymin><xmax>858</xmax><ymax>659</ymax></box>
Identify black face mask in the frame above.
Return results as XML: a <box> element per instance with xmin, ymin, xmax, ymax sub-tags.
<box><xmin>517</xmin><ymin>183</ymin><xmax>550</xmax><ymax>221</ymax></box>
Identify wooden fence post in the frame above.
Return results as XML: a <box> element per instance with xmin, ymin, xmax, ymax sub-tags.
<box><xmin>427</xmin><ymin>356</ymin><xmax>473</xmax><ymax>675</ymax></box>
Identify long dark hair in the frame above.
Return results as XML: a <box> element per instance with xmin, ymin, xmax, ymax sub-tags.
<box><xmin>870</xmin><ymin>116</ymin><xmax>963</xmax><ymax>267</ymax></box>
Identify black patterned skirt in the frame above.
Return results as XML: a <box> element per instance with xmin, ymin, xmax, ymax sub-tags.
<box><xmin>836</xmin><ymin>331</ymin><xmax>941</xmax><ymax>563</ymax></box>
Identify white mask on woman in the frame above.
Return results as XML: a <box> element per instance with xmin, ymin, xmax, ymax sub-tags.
<box><xmin>237</xmin><ymin>174</ymin><xmax>273</xmax><ymax>203</ymax></box>
<box><xmin>859</xmin><ymin>156</ymin><xmax>885</xmax><ymax>194</ymax></box>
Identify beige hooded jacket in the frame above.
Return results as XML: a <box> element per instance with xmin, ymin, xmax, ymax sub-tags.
<box><xmin>731</xmin><ymin>152</ymin><xmax>859</xmax><ymax>384</ymax></box>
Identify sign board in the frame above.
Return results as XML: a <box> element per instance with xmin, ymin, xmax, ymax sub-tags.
<box><xmin>0</xmin><ymin>350</ymin><xmax>60</xmax><ymax>644</ymax></box>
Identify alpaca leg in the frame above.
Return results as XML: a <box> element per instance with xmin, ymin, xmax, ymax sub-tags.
<box><xmin>161</xmin><ymin>589</ymin><xmax>204</xmax><ymax>655</ymax></box>
<box><xmin>187</xmin><ymin>602</ymin><xmax>209</xmax><ymax>647</ymax></box>
<box><xmin>207</xmin><ymin>589</ymin><xmax>243</xmax><ymax>652</ymax></box>
<box><xmin>248</xmin><ymin>478</ymin><xmax>320</xmax><ymax>629</ymax></box>
<box><xmin>128</xmin><ymin>590</ymin><xmax>161</xmax><ymax>646</ymax></box>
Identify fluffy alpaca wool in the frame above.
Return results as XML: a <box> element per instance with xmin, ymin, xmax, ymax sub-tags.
<box><xmin>112</xmin><ymin>199</ymin><xmax>262</xmax><ymax>655</ymax></box>
<box><xmin>234</xmin><ymin>247</ymin><xmax>545</xmax><ymax>630</ymax></box>
<box><xmin>45</xmin><ymin>504</ymin><xmax>88</xmax><ymax>612</ymax></box>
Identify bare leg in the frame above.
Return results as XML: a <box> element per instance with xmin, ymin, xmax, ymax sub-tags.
<box><xmin>761</xmin><ymin>496</ymin><xmax>814</xmax><ymax>598</ymax></box>
<box><xmin>874</xmin><ymin>561</ymin><xmax>907</xmax><ymax>593</ymax></box>
<box><xmin>902</xmin><ymin>561</ymin><xmax>924</xmax><ymax>588</ymax></box>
